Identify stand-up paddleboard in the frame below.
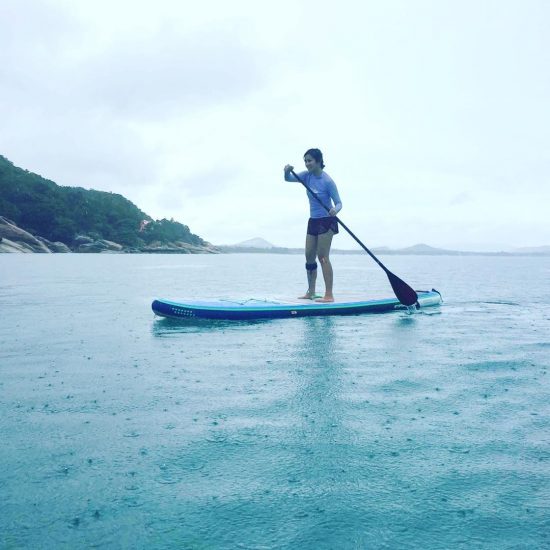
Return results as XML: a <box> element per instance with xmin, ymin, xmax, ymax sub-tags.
<box><xmin>152</xmin><ymin>289</ymin><xmax>442</xmax><ymax>320</ymax></box>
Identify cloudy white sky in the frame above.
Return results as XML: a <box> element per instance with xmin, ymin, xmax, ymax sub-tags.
<box><xmin>1</xmin><ymin>0</ymin><xmax>548</xmax><ymax>250</ymax></box>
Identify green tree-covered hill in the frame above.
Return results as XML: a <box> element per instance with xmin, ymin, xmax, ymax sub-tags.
<box><xmin>0</xmin><ymin>155</ymin><xmax>206</xmax><ymax>248</ymax></box>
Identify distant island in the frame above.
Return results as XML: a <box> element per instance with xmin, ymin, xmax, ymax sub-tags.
<box><xmin>233</xmin><ymin>237</ymin><xmax>276</xmax><ymax>249</ymax></box>
<box><xmin>220</xmin><ymin>240</ymin><xmax>550</xmax><ymax>257</ymax></box>
<box><xmin>0</xmin><ymin>155</ymin><xmax>218</xmax><ymax>253</ymax></box>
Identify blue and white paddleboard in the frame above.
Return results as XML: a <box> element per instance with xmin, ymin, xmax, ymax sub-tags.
<box><xmin>152</xmin><ymin>289</ymin><xmax>442</xmax><ymax>320</ymax></box>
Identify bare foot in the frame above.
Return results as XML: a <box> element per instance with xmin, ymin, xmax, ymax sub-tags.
<box><xmin>298</xmin><ymin>292</ymin><xmax>315</xmax><ymax>300</ymax></box>
<box><xmin>315</xmin><ymin>295</ymin><xmax>335</xmax><ymax>303</ymax></box>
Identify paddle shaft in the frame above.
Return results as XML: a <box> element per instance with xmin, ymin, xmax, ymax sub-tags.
<box><xmin>290</xmin><ymin>170</ymin><xmax>389</xmax><ymax>273</ymax></box>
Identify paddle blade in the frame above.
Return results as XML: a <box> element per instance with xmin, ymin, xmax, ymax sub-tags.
<box><xmin>386</xmin><ymin>270</ymin><xmax>418</xmax><ymax>306</ymax></box>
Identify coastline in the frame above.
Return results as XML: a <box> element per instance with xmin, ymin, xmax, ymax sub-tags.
<box><xmin>0</xmin><ymin>216</ymin><xmax>219</xmax><ymax>254</ymax></box>
<box><xmin>1</xmin><ymin>217</ymin><xmax>548</xmax><ymax>256</ymax></box>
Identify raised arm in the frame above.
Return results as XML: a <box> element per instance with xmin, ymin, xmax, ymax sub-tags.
<box><xmin>284</xmin><ymin>164</ymin><xmax>299</xmax><ymax>182</ymax></box>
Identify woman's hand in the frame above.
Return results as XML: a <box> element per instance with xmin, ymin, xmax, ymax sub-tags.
<box><xmin>284</xmin><ymin>164</ymin><xmax>294</xmax><ymax>173</ymax></box>
<box><xmin>328</xmin><ymin>207</ymin><xmax>337</xmax><ymax>216</ymax></box>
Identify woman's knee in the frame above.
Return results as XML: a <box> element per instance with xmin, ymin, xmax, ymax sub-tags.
<box><xmin>317</xmin><ymin>253</ymin><xmax>330</xmax><ymax>265</ymax></box>
<box><xmin>305</xmin><ymin>251</ymin><xmax>317</xmax><ymax>263</ymax></box>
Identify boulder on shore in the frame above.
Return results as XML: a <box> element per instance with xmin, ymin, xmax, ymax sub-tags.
<box><xmin>140</xmin><ymin>240</ymin><xmax>220</xmax><ymax>254</ymax></box>
<box><xmin>73</xmin><ymin>235</ymin><xmax>94</xmax><ymax>246</ymax></box>
<box><xmin>0</xmin><ymin>218</ymin><xmax>220</xmax><ymax>254</ymax></box>
<box><xmin>76</xmin><ymin>239</ymin><xmax>124</xmax><ymax>253</ymax></box>
<box><xmin>37</xmin><ymin>237</ymin><xmax>71</xmax><ymax>253</ymax></box>
<box><xmin>0</xmin><ymin>236</ymin><xmax>37</xmax><ymax>253</ymax></box>
<box><xmin>0</xmin><ymin>216</ymin><xmax>51</xmax><ymax>253</ymax></box>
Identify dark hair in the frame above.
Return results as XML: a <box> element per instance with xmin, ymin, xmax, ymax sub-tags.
<box><xmin>304</xmin><ymin>148</ymin><xmax>325</xmax><ymax>169</ymax></box>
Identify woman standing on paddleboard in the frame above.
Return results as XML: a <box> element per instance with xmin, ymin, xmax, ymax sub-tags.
<box><xmin>284</xmin><ymin>148</ymin><xmax>342</xmax><ymax>303</ymax></box>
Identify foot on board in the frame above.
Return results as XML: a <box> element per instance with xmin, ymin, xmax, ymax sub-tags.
<box><xmin>298</xmin><ymin>292</ymin><xmax>322</xmax><ymax>300</ymax></box>
<box><xmin>315</xmin><ymin>296</ymin><xmax>335</xmax><ymax>303</ymax></box>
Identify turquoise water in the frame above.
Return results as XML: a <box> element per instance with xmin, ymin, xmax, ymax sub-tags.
<box><xmin>1</xmin><ymin>253</ymin><xmax>549</xmax><ymax>549</ymax></box>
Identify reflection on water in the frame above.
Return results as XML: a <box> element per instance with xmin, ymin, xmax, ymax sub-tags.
<box><xmin>151</xmin><ymin>316</ymin><xmax>270</xmax><ymax>336</ymax></box>
<box><xmin>150</xmin><ymin>306</ymin><xmax>432</xmax><ymax>337</ymax></box>
<box><xmin>287</xmin><ymin>316</ymin><xmax>352</xmax><ymax>500</ymax></box>
<box><xmin>292</xmin><ymin>316</ymin><xmax>342</xmax><ymax>430</ymax></box>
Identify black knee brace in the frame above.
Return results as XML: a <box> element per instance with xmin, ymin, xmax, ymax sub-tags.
<box><xmin>305</xmin><ymin>262</ymin><xmax>318</xmax><ymax>271</ymax></box>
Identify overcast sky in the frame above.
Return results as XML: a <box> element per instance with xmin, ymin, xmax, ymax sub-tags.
<box><xmin>1</xmin><ymin>0</ymin><xmax>548</xmax><ymax>250</ymax></box>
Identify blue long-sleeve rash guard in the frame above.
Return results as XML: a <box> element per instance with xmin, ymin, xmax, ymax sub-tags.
<box><xmin>285</xmin><ymin>170</ymin><xmax>342</xmax><ymax>219</ymax></box>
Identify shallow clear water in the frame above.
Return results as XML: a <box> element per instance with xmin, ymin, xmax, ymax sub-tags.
<box><xmin>0</xmin><ymin>253</ymin><xmax>549</xmax><ymax>549</ymax></box>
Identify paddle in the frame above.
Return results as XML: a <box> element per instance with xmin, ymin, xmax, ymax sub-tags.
<box><xmin>290</xmin><ymin>169</ymin><xmax>419</xmax><ymax>307</ymax></box>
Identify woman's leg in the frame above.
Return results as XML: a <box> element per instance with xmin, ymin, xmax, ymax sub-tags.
<box><xmin>300</xmin><ymin>233</ymin><xmax>318</xmax><ymax>299</ymax></box>
<box><xmin>316</xmin><ymin>229</ymin><xmax>335</xmax><ymax>302</ymax></box>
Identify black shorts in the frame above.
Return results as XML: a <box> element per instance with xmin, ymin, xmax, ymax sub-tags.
<box><xmin>306</xmin><ymin>216</ymin><xmax>339</xmax><ymax>236</ymax></box>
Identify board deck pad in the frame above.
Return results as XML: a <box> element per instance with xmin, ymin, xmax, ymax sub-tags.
<box><xmin>152</xmin><ymin>290</ymin><xmax>442</xmax><ymax>320</ymax></box>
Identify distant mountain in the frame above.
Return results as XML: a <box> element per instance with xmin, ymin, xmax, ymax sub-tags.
<box><xmin>0</xmin><ymin>154</ymin><xmax>216</xmax><ymax>253</ymax></box>
<box><xmin>388</xmin><ymin>243</ymin><xmax>467</xmax><ymax>255</ymax></box>
<box><xmin>512</xmin><ymin>245</ymin><xmax>550</xmax><ymax>254</ymax></box>
<box><xmin>399</xmin><ymin>243</ymin><xmax>445</xmax><ymax>253</ymax></box>
<box><xmin>217</xmin><ymin>240</ymin><xmax>550</xmax><ymax>256</ymax></box>
<box><xmin>234</xmin><ymin>237</ymin><xmax>275</xmax><ymax>249</ymax></box>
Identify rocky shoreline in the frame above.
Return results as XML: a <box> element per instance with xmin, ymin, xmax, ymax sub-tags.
<box><xmin>0</xmin><ymin>216</ymin><xmax>220</xmax><ymax>254</ymax></box>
